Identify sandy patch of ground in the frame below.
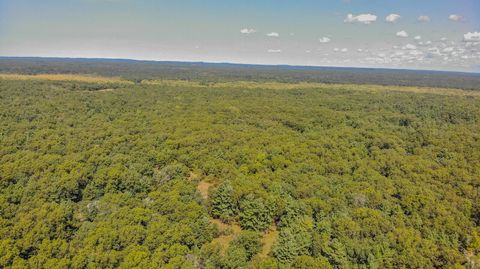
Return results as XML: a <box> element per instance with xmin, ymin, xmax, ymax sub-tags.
<box><xmin>259</xmin><ymin>225</ymin><xmax>279</xmax><ymax>257</ymax></box>
<box><xmin>210</xmin><ymin>219</ymin><xmax>242</xmax><ymax>254</ymax></box>
<box><xmin>196</xmin><ymin>176</ymin><xmax>214</xmax><ymax>200</ymax></box>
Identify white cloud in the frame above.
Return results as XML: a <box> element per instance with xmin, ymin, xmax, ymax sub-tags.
<box><xmin>240</xmin><ymin>28</ymin><xmax>256</xmax><ymax>34</ymax></box>
<box><xmin>341</xmin><ymin>48</ymin><xmax>348</xmax><ymax>52</ymax></box>
<box><xmin>465</xmin><ymin>42</ymin><xmax>480</xmax><ymax>48</ymax></box>
<box><xmin>417</xmin><ymin>15</ymin><xmax>431</xmax><ymax>22</ymax></box>
<box><xmin>428</xmin><ymin>47</ymin><xmax>442</xmax><ymax>56</ymax></box>
<box><xmin>410</xmin><ymin>50</ymin><xmax>423</xmax><ymax>56</ymax></box>
<box><xmin>319</xmin><ymin>37</ymin><xmax>331</xmax><ymax>43</ymax></box>
<box><xmin>443</xmin><ymin>47</ymin><xmax>454</xmax><ymax>52</ymax></box>
<box><xmin>449</xmin><ymin>14</ymin><xmax>463</xmax><ymax>22</ymax></box>
<box><xmin>344</xmin><ymin>13</ymin><xmax>377</xmax><ymax>24</ymax></box>
<box><xmin>266</xmin><ymin>32</ymin><xmax>279</xmax><ymax>37</ymax></box>
<box><xmin>396</xmin><ymin>30</ymin><xmax>409</xmax><ymax>38</ymax></box>
<box><xmin>385</xmin><ymin>14</ymin><xmax>401</xmax><ymax>23</ymax></box>
<box><xmin>441</xmin><ymin>37</ymin><xmax>448</xmax><ymax>41</ymax></box>
<box><xmin>414</xmin><ymin>36</ymin><xmax>422</xmax><ymax>40</ymax></box>
<box><xmin>464</xmin><ymin>32</ymin><xmax>480</xmax><ymax>42</ymax></box>
<box><xmin>403</xmin><ymin>44</ymin><xmax>417</xmax><ymax>50</ymax></box>
<box><xmin>267</xmin><ymin>49</ymin><xmax>281</xmax><ymax>53</ymax></box>
<box><xmin>418</xmin><ymin>40</ymin><xmax>432</xmax><ymax>46</ymax></box>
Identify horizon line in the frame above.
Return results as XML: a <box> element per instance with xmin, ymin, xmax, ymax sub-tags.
<box><xmin>1</xmin><ymin>55</ymin><xmax>479</xmax><ymax>75</ymax></box>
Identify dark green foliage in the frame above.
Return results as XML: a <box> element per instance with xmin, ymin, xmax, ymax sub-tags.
<box><xmin>0</xmin><ymin>78</ymin><xmax>479</xmax><ymax>268</ymax></box>
<box><xmin>209</xmin><ymin>181</ymin><xmax>236</xmax><ymax>222</ymax></box>
<box><xmin>272</xmin><ymin>218</ymin><xmax>313</xmax><ymax>264</ymax></box>
<box><xmin>222</xmin><ymin>245</ymin><xmax>248</xmax><ymax>269</ymax></box>
<box><xmin>272</xmin><ymin>228</ymin><xmax>300</xmax><ymax>264</ymax></box>
<box><xmin>278</xmin><ymin>198</ymin><xmax>309</xmax><ymax>228</ymax></box>
<box><xmin>239</xmin><ymin>194</ymin><xmax>275</xmax><ymax>232</ymax></box>
<box><xmin>209</xmin><ymin>231</ymin><xmax>262</xmax><ymax>269</ymax></box>
<box><xmin>231</xmin><ymin>231</ymin><xmax>262</xmax><ymax>260</ymax></box>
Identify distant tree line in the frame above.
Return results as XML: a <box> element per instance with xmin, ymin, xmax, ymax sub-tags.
<box><xmin>1</xmin><ymin>57</ymin><xmax>480</xmax><ymax>90</ymax></box>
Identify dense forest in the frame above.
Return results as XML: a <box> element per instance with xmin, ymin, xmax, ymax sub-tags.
<box><xmin>2</xmin><ymin>57</ymin><xmax>480</xmax><ymax>90</ymax></box>
<box><xmin>0</xmin><ymin>74</ymin><xmax>479</xmax><ymax>269</ymax></box>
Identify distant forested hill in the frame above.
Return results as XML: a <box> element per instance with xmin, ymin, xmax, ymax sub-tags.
<box><xmin>1</xmin><ymin>57</ymin><xmax>480</xmax><ymax>90</ymax></box>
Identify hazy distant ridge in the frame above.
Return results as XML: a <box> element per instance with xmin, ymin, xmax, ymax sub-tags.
<box><xmin>1</xmin><ymin>57</ymin><xmax>480</xmax><ymax>90</ymax></box>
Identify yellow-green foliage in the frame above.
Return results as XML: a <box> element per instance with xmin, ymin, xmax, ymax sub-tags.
<box><xmin>0</xmin><ymin>73</ymin><xmax>133</xmax><ymax>84</ymax></box>
<box><xmin>143</xmin><ymin>78</ymin><xmax>480</xmax><ymax>97</ymax></box>
<box><xmin>0</xmin><ymin>78</ymin><xmax>479</xmax><ymax>268</ymax></box>
<box><xmin>3</xmin><ymin>73</ymin><xmax>479</xmax><ymax>97</ymax></box>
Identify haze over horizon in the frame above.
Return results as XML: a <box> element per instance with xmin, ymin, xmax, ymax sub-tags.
<box><xmin>1</xmin><ymin>0</ymin><xmax>479</xmax><ymax>72</ymax></box>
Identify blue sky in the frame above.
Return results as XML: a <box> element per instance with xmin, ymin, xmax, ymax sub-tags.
<box><xmin>1</xmin><ymin>0</ymin><xmax>479</xmax><ymax>71</ymax></box>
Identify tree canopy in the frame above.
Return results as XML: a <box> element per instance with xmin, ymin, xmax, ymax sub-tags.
<box><xmin>0</xmin><ymin>76</ymin><xmax>479</xmax><ymax>268</ymax></box>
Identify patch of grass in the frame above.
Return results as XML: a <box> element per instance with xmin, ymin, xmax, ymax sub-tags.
<box><xmin>142</xmin><ymin>79</ymin><xmax>480</xmax><ymax>97</ymax></box>
<box><xmin>0</xmin><ymin>73</ymin><xmax>132</xmax><ymax>84</ymax></box>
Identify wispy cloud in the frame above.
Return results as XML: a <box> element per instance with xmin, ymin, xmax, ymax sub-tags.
<box><xmin>334</xmin><ymin>48</ymin><xmax>348</xmax><ymax>53</ymax></box>
<box><xmin>448</xmin><ymin>14</ymin><xmax>464</xmax><ymax>22</ymax></box>
<box><xmin>403</xmin><ymin>44</ymin><xmax>417</xmax><ymax>50</ymax></box>
<box><xmin>344</xmin><ymin>13</ymin><xmax>377</xmax><ymax>25</ymax></box>
<box><xmin>385</xmin><ymin>14</ymin><xmax>401</xmax><ymax>23</ymax></box>
<box><xmin>240</xmin><ymin>28</ymin><xmax>256</xmax><ymax>34</ymax></box>
<box><xmin>396</xmin><ymin>30</ymin><xmax>408</xmax><ymax>38</ymax></box>
<box><xmin>266</xmin><ymin>32</ymin><xmax>279</xmax><ymax>37</ymax></box>
<box><xmin>319</xmin><ymin>37</ymin><xmax>331</xmax><ymax>43</ymax></box>
<box><xmin>417</xmin><ymin>15</ymin><xmax>431</xmax><ymax>22</ymax></box>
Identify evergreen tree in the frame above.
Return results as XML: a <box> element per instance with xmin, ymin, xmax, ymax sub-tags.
<box><xmin>209</xmin><ymin>181</ymin><xmax>236</xmax><ymax>222</ymax></box>
<box><xmin>239</xmin><ymin>194</ymin><xmax>274</xmax><ymax>231</ymax></box>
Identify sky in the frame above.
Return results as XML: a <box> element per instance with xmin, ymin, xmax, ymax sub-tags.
<box><xmin>1</xmin><ymin>0</ymin><xmax>479</xmax><ymax>72</ymax></box>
